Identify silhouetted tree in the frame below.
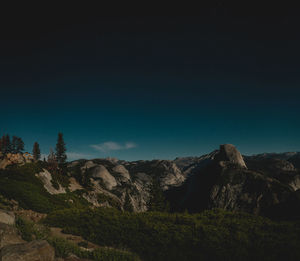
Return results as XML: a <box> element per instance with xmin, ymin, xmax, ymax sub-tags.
<box><xmin>55</xmin><ymin>132</ymin><xmax>67</xmax><ymax>165</ymax></box>
<box><xmin>2</xmin><ymin>135</ymin><xmax>12</xmax><ymax>154</ymax></box>
<box><xmin>0</xmin><ymin>136</ymin><xmax>3</xmax><ymax>154</ymax></box>
<box><xmin>12</xmin><ymin>136</ymin><xmax>24</xmax><ymax>154</ymax></box>
<box><xmin>0</xmin><ymin>135</ymin><xmax>5</xmax><ymax>154</ymax></box>
<box><xmin>32</xmin><ymin>142</ymin><xmax>41</xmax><ymax>161</ymax></box>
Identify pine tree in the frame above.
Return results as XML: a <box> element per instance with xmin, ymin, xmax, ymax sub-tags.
<box><xmin>4</xmin><ymin>135</ymin><xmax>11</xmax><ymax>154</ymax></box>
<box><xmin>16</xmin><ymin>137</ymin><xmax>24</xmax><ymax>153</ymax></box>
<box><xmin>12</xmin><ymin>136</ymin><xmax>24</xmax><ymax>154</ymax></box>
<box><xmin>11</xmin><ymin>136</ymin><xmax>18</xmax><ymax>153</ymax></box>
<box><xmin>32</xmin><ymin>142</ymin><xmax>41</xmax><ymax>161</ymax></box>
<box><xmin>0</xmin><ymin>136</ymin><xmax>2</xmax><ymax>154</ymax></box>
<box><xmin>0</xmin><ymin>135</ymin><xmax>5</xmax><ymax>154</ymax></box>
<box><xmin>147</xmin><ymin>178</ymin><xmax>169</xmax><ymax>212</ymax></box>
<box><xmin>55</xmin><ymin>132</ymin><xmax>67</xmax><ymax>165</ymax></box>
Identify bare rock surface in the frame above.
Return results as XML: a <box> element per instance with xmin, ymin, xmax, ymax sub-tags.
<box><xmin>112</xmin><ymin>165</ymin><xmax>130</xmax><ymax>180</ymax></box>
<box><xmin>68</xmin><ymin>177</ymin><xmax>83</xmax><ymax>192</ymax></box>
<box><xmin>0</xmin><ymin>240</ymin><xmax>55</xmax><ymax>261</ymax></box>
<box><xmin>36</xmin><ymin>169</ymin><xmax>66</xmax><ymax>194</ymax></box>
<box><xmin>289</xmin><ymin>175</ymin><xmax>300</xmax><ymax>191</ymax></box>
<box><xmin>0</xmin><ymin>210</ymin><xmax>15</xmax><ymax>225</ymax></box>
<box><xmin>91</xmin><ymin>165</ymin><xmax>117</xmax><ymax>190</ymax></box>
<box><xmin>0</xmin><ymin>153</ymin><xmax>34</xmax><ymax>169</ymax></box>
<box><xmin>215</xmin><ymin>144</ymin><xmax>247</xmax><ymax>168</ymax></box>
<box><xmin>81</xmin><ymin>161</ymin><xmax>97</xmax><ymax>170</ymax></box>
<box><xmin>0</xmin><ymin>223</ymin><xmax>25</xmax><ymax>248</ymax></box>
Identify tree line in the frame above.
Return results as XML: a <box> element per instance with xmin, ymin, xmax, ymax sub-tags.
<box><xmin>0</xmin><ymin>135</ymin><xmax>24</xmax><ymax>154</ymax></box>
<box><xmin>0</xmin><ymin>133</ymin><xmax>67</xmax><ymax>165</ymax></box>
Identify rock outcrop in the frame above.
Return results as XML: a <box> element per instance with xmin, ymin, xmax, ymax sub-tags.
<box><xmin>91</xmin><ymin>165</ymin><xmax>117</xmax><ymax>190</ymax></box>
<box><xmin>167</xmin><ymin>144</ymin><xmax>299</xmax><ymax>218</ymax></box>
<box><xmin>36</xmin><ymin>169</ymin><xmax>66</xmax><ymax>194</ymax></box>
<box><xmin>0</xmin><ymin>210</ymin><xmax>15</xmax><ymax>225</ymax></box>
<box><xmin>215</xmin><ymin>144</ymin><xmax>247</xmax><ymax>168</ymax></box>
<box><xmin>0</xmin><ymin>240</ymin><xmax>55</xmax><ymax>261</ymax></box>
<box><xmin>0</xmin><ymin>153</ymin><xmax>34</xmax><ymax>169</ymax></box>
<box><xmin>112</xmin><ymin>165</ymin><xmax>130</xmax><ymax>180</ymax></box>
<box><xmin>0</xmin><ymin>223</ymin><xmax>25</xmax><ymax>248</ymax></box>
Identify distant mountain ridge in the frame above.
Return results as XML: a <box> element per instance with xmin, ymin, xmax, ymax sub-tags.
<box><xmin>0</xmin><ymin>145</ymin><xmax>299</xmax><ymax>220</ymax></box>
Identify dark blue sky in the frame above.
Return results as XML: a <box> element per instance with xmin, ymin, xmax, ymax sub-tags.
<box><xmin>1</xmin><ymin>12</ymin><xmax>300</xmax><ymax>160</ymax></box>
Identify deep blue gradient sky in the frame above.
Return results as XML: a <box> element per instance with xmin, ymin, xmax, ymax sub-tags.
<box><xmin>1</xmin><ymin>12</ymin><xmax>300</xmax><ymax>161</ymax></box>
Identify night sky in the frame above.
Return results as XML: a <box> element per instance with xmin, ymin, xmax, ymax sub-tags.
<box><xmin>1</xmin><ymin>9</ymin><xmax>300</xmax><ymax>161</ymax></box>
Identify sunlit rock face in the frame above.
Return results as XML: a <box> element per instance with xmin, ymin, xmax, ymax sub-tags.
<box><xmin>0</xmin><ymin>153</ymin><xmax>34</xmax><ymax>169</ymax></box>
<box><xmin>36</xmin><ymin>169</ymin><xmax>66</xmax><ymax>195</ymax></box>
<box><xmin>215</xmin><ymin>144</ymin><xmax>247</xmax><ymax>168</ymax></box>
<box><xmin>91</xmin><ymin>165</ymin><xmax>117</xmax><ymax>190</ymax></box>
<box><xmin>112</xmin><ymin>165</ymin><xmax>130</xmax><ymax>180</ymax></box>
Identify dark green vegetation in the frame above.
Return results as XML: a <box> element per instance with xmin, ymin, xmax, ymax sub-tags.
<box><xmin>147</xmin><ymin>178</ymin><xmax>169</xmax><ymax>212</ymax></box>
<box><xmin>16</xmin><ymin>216</ymin><xmax>50</xmax><ymax>241</ymax></box>
<box><xmin>45</xmin><ymin>207</ymin><xmax>300</xmax><ymax>261</ymax></box>
<box><xmin>48</xmin><ymin>237</ymin><xmax>140</xmax><ymax>261</ymax></box>
<box><xmin>16</xmin><ymin>216</ymin><xmax>140</xmax><ymax>261</ymax></box>
<box><xmin>0</xmin><ymin>163</ymin><xmax>88</xmax><ymax>213</ymax></box>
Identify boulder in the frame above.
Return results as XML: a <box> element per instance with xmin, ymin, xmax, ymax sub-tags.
<box><xmin>0</xmin><ymin>210</ymin><xmax>15</xmax><ymax>225</ymax></box>
<box><xmin>112</xmin><ymin>165</ymin><xmax>130</xmax><ymax>180</ymax></box>
<box><xmin>91</xmin><ymin>165</ymin><xmax>117</xmax><ymax>190</ymax></box>
<box><xmin>0</xmin><ymin>223</ymin><xmax>25</xmax><ymax>248</ymax></box>
<box><xmin>0</xmin><ymin>240</ymin><xmax>55</xmax><ymax>261</ymax></box>
<box><xmin>81</xmin><ymin>161</ymin><xmax>97</xmax><ymax>170</ymax></box>
<box><xmin>215</xmin><ymin>144</ymin><xmax>247</xmax><ymax>168</ymax></box>
<box><xmin>68</xmin><ymin>177</ymin><xmax>83</xmax><ymax>192</ymax></box>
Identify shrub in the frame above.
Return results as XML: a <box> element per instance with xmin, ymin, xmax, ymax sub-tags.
<box><xmin>47</xmin><ymin>236</ymin><xmax>140</xmax><ymax>260</ymax></box>
<box><xmin>45</xmin><ymin>208</ymin><xmax>300</xmax><ymax>261</ymax></box>
<box><xmin>16</xmin><ymin>216</ymin><xmax>49</xmax><ymax>241</ymax></box>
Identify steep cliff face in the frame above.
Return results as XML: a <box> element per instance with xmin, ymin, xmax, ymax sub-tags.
<box><xmin>167</xmin><ymin>144</ymin><xmax>300</xmax><ymax>218</ymax></box>
<box><xmin>65</xmin><ymin>158</ymin><xmax>187</xmax><ymax>212</ymax></box>
<box><xmin>215</xmin><ymin>144</ymin><xmax>247</xmax><ymax>168</ymax></box>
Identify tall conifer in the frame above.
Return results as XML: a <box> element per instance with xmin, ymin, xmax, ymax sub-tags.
<box><xmin>55</xmin><ymin>132</ymin><xmax>67</xmax><ymax>165</ymax></box>
<box><xmin>32</xmin><ymin>142</ymin><xmax>41</xmax><ymax>161</ymax></box>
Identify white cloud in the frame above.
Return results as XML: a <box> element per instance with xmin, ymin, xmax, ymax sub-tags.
<box><xmin>40</xmin><ymin>154</ymin><xmax>48</xmax><ymax>160</ymax></box>
<box><xmin>90</xmin><ymin>141</ymin><xmax>137</xmax><ymax>152</ymax></box>
<box><xmin>66</xmin><ymin>152</ymin><xmax>93</xmax><ymax>160</ymax></box>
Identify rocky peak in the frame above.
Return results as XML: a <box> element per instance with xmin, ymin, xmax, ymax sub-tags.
<box><xmin>215</xmin><ymin>144</ymin><xmax>247</xmax><ymax>169</ymax></box>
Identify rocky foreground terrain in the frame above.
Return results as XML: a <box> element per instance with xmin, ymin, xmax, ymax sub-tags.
<box><xmin>0</xmin><ymin>145</ymin><xmax>300</xmax><ymax>260</ymax></box>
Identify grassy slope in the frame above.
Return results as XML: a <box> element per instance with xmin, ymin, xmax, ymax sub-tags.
<box><xmin>0</xmin><ymin>163</ymin><xmax>89</xmax><ymax>213</ymax></box>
